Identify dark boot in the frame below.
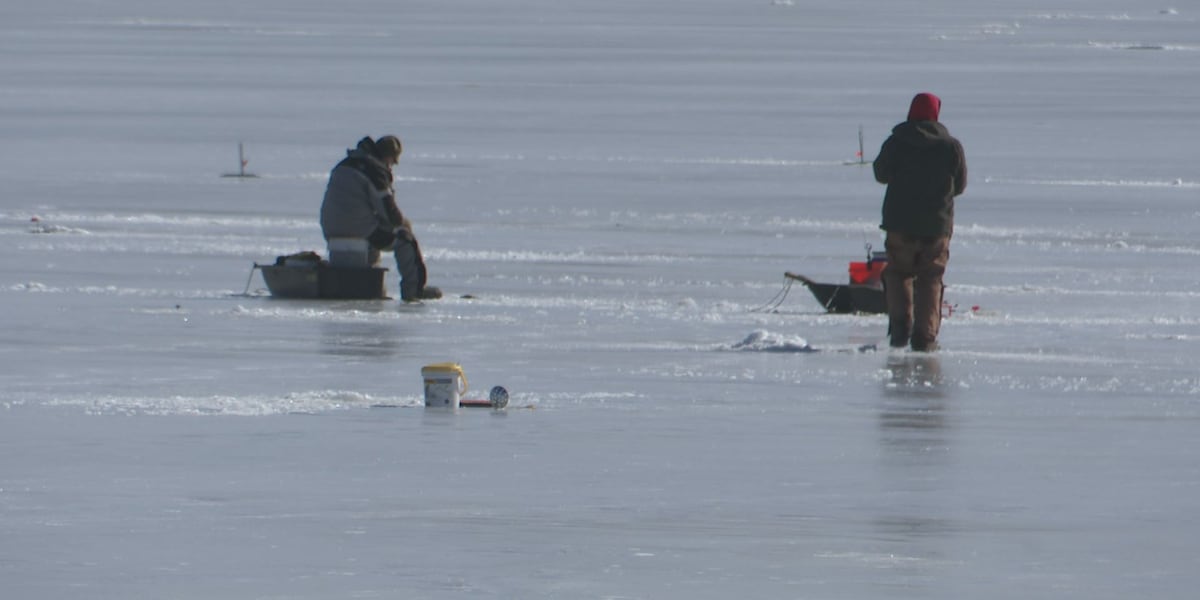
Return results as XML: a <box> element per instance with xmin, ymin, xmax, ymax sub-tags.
<box><xmin>887</xmin><ymin>319</ymin><xmax>910</xmax><ymax>349</ymax></box>
<box><xmin>882</xmin><ymin>252</ymin><xmax>914</xmax><ymax>349</ymax></box>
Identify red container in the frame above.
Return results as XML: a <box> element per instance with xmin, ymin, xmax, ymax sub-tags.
<box><xmin>848</xmin><ymin>259</ymin><xmax>886</xmax><ymax>285</ymax></box>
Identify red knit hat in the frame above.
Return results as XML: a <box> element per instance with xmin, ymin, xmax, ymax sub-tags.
<box><xmin>907</xmin><ymin>92</ymin><xmax>941</xmax><ymax>121</ymax></box>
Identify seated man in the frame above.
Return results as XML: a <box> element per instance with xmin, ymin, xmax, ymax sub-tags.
<box><xmin>319</xmin><ymin>135</ymin><xmax>441</xmax><ymax>302</ymax></box>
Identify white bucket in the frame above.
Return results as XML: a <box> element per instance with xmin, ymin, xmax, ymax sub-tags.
<box><xmin>327</xmin><ymin>237</ymin><xmax>373</xmax><ymax>268</ymax></box>
<box><xmin>422</xmin><ymin>363</ymin><xmax>467</xmax><ymax>409</ymax></box>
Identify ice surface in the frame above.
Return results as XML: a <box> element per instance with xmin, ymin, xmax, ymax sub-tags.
<box><xmin>2</xmin><ymin>1</ymin><xmax>1199</xmax><ymax>598</ymax></box>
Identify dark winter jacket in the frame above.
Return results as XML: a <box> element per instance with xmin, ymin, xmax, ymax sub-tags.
<box><xmin>319</xmin><ymin>138</ymin><xmax>406</xmax><ymax>246</ymax></box>
<box><xmin>873</xmin><ymin>121</ymin><xmax>967</xmax><ymax>238</ymax></box>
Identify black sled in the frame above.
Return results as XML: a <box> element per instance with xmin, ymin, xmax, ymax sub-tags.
<box><xmin>786</xmin><ymin>250</ymin><xmax>887</xmax><ymax>314</ymax></box>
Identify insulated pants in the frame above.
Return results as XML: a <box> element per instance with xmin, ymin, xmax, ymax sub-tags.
<box><xmin>883</xmin><ymin>232</ymin><xmax>950</xmax><ymax>350</ymax></box>
<box><xmin>368</xmin><ymin>228</ymin><xmax>428</xmax><ymax>301</ymax></box>
<box><xmin>391</xmin><ymin>236</ymin><xmax>428</xmax><ymax>301</ymax></box>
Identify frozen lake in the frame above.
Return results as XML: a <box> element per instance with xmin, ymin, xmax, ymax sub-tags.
<box><xmin>2</xmin><ymin>1</ymin><xmax>1199</xmax><ymax>598</ymax></box>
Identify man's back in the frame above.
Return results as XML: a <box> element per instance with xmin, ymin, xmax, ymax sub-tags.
<box><xmin>320</xmin><ymin>160</ymin><xmax>381</xmax><ymax>240</ymax></box>
<box><xmin>874</xmin><ymin>119</ymin><xmax>966</xmax><ymax>238</ymax></box>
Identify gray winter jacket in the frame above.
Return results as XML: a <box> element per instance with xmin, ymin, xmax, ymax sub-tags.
<box><xmin>319</xmin><ymin>151</ymin><xmax>398</xmax><ymax>243</ymax></box>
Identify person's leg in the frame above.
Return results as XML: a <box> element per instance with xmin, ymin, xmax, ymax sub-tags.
<box><xmin>393</xmin><ymin>230</ymin><xmax>438</xmax><ymax>301</ymax></box>
<box><xmin>393</xmin><ymin>237</ymin><xmax>424</xmax><ymax>301</ymax></box>
<box><xmin>409</xmin><ymin>237</ymin><xmax>429</xmax><ymax>293</ymax></box>
<box><xmin>883</xmin><ymin>232</ymin><xmax>915</xmax><ymax>348</ymax></box>
<box><xmin>910</xmin><ymin>236</ymin><xmax>950</xmax><ymax>351</ymax></box>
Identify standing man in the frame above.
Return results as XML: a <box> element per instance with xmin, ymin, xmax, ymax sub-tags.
<box><xmin>873</xmin><ymin>93</ymin><xmax>967</xmax><ymax>351</ymax></box>
<box><xmin>320</xmin><ymin>135</ymin><xmax>441</xmax><ymax>302</ymax></box>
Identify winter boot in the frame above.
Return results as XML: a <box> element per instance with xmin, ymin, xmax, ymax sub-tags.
<box><xmin>887</xmin><ymin>319</ymin><xmax>910</xmax><ymax>349</ymax></box>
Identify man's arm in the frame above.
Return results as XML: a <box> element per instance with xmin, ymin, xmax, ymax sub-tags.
<box><xmin>953</xmin><ymin>139</ymin><xmax>967</xmax><ymax>196</ymax></box>
<box><xmin>872</xmin><ymin>139</ymin><xmax>892</xmax><ymax>184</ymax></box>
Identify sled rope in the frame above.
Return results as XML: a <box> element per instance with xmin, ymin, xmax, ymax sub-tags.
<box><xmin>750</xmin><ymin>274</ymin><xmax>796</xmax><ymax>313</ymax></box>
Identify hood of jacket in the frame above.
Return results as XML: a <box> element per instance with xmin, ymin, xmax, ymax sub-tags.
<box><xmin>336</xmin><ymin>142</ymin><xmax>393</xmax><ymax>192</ymax></box>
<box><xmin>889</xmin><ymin>120</ymin><xmax>955</xmax><ymax>150</ymax></box>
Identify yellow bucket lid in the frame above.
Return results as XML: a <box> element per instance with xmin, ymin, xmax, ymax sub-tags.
<box><xmin>421</xmin><ymin>362</ymin><xmax>467</xmax><ymax>392</ymax></box>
